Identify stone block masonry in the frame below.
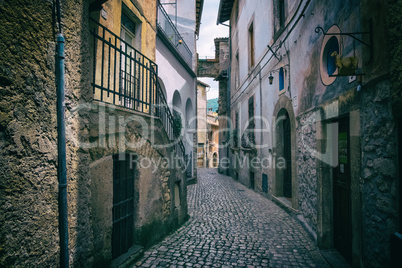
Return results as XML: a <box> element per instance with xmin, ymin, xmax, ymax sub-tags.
<box><xmin>296</xmin><ymin>110</ymin><xmax>318</xmax><ymax>238</ymax></box>
<box><xmin>0</xmin><ymin>1</ymin><xmax>62</xmax><ymax>266</ymax></box>
<box><xmin>360</xmin><ymin>79</ymin><xmax>398</xmax><ymax>267</ymax></box>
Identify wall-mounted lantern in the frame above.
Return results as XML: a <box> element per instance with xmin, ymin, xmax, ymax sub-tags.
<box><xmin>269</xmin><ymin>73</ymin><xmax>274</xmax><ymax>85</ymax></box>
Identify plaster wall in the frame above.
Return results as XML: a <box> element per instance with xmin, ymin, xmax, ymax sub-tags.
<box><xmin>196</xmin><ymin>83</ymin><xmax>207</xmax><ymax>168</ymax></box>
<box><xmin>99</xmin><ymin>0</ymin><xmax>157</xmax><ymax>61</ymax></box>
<box><xmin>156</xmin><ymin>36</ymin><xmax>197</xmax><ymax>175</ymax></box>
<box><xmin>197</xmin><ymin>84</ymin><xmax>207</xmax><ymax>144</ymax></box>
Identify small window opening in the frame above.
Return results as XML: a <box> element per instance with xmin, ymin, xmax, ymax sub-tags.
<box><xmin>279</xmin><ymin>0</ymin><xmax>285</xmax><ymax>27</ymax></box>
<box><xmin>121</xmin><ymin>12</ymin><xmax>136</xmax><ymax>36</ymax></box>
<box><xmin>248</xmin><ymin>23</ymin><xmax>255</xmax><ymax>69</ymax></box>
<box><xmin>279</xmin><ymin>67</ymin><xmax>285</xmax><ymax>91</ymax></box>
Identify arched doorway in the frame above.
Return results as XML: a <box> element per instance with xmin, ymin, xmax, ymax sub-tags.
<box><xmin>275</xmin><ymin>108</ymin><xmax>292</xmax><ymax>199</ymax></box>
<box><xmin>212</xmin><ymin>152</ymin><xmax>218</xmax><ymax>168</ymax></box>
<box><xmin>272</xmin><ymin>95</ymin><xmax>297</xmax><ymax>209</ymax></box>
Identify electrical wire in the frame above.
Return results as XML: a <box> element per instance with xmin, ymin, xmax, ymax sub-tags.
<box><xmin>230</xmin><ymin>0</ymin><xmax>311</xmax><ymax>107</ymax></box>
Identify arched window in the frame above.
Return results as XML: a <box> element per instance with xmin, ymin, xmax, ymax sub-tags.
<box><xmin>185</xmin><ymin>98</ymin><xmax>193</xmax><ymax>128</ymax></box>
<box><xmin>172</xmin><ymin>90</ymin><xmax>182</xmax><ymax>110</ymax></box>
<box><xmin>279</xmin><ymin>67</ymin><xmax>284</xmax><ymax>92</ymax></box>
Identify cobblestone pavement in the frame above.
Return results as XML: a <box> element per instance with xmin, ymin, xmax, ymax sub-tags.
<box><xmin>134</xmin><ymin>169</ymin><xmax>329</xmax><ymax>267</ymax></box>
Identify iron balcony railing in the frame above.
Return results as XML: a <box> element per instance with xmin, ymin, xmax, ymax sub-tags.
<box><xmin>90</xmin><ymin>18</ymin><xmax>157</xmax><ymax>115</ymax></box>
<box><xmin>90</xmin><ymin>18</ymin><xmax>186</xmax><ymax>164</ymax></box>
<box><xmin>157</xmin><ymin>3</ymin><xmax>193</xmax><ymax>68</ymax></box>
<box><xmin>154</xmin><ymin>81</ymin><xmax>186</xmax><ymax>163</ymax></box>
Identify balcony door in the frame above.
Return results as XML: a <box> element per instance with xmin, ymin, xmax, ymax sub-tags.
<box><xmin>120</xmin><ymin>12</ymin><xmax>139</xmax><ymax>109</ymax></box>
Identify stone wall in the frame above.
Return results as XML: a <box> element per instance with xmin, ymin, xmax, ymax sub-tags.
<box><xmin>86</xmin><ymin>103</ymin><xmax>188</xmax><ymax>264</ymax></box>
<box><xmin>0</xmin><ymin>0</ymin><xmax>71</xmax><ymax>266</ymax></box>
<box><xmin>197</xmin><ymin>59</ymin><xmax>220</xmax><ymax>78</ymax></box>
<box><xmin>360</xmin><ymin>79</ymin><xmax>398</xmax><ymax>267</ymax></box>
<box><xmin>296</xmin><ymin>111</ymin><xmax>318</xmax><ymax>238</ymax></box>
<box><xmin>386</xmin><ymin>0</ymin><xmax>402</xmax><ymax>113</ymax></box>
<box><xmin>1</xmin><ymin>0</ymin><xmax>95</xmax><ymax>265</ymax></box>
<box><xmin>218</xmin><ymin>78</ymin><xmax>229</xmax><ymax>175</ymax></box>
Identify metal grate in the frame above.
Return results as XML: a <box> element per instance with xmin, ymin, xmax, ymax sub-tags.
<box><xmin>154</xmin><ymin>81</ymin><xmax>186</xmax><ymax>164</ymax></box>
<box><xmin>112</xmin><ymin>154</ymin><xmax>135</xmax><ymax>259</ymax></box>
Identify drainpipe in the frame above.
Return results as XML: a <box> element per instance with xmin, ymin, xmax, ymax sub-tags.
<box><xmin>56</xmin><ymin>0</ymin><xmax>69</xmax><ymax>267</ymax></box>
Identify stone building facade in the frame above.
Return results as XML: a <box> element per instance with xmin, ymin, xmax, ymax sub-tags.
<box><xmin>197</xmin><ymin>37</ymin><xmax>230</xmax><ymax>173</ymax></box>
<box><xmin>0</xmin><ymin>0</ymin><xmax>201</xmax><ymax>266</ymax></box>
<box><xmin>217</xmin><ymin>0</ymin><xmax>402</xmax><ymax>266</ymax></box>
<box><xmin>206</xmin><ymin>111</ymin><xmax>220</xmax><ymax>168</ymax></box>
<box><xmin>197</xmin><ymin>80</ymin><xmax>208</xmax><ymax>168</ymax></box>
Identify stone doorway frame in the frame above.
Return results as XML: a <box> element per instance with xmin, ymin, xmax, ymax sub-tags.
<box><xmin>272</xmin><ymin>95</ymin><xmax>298</xmax><ymax>209</ymax></box>
<box><xmin>316</xmin><ymin>109</ymin><xmax>362</xmax><ymax>266</ymax></box>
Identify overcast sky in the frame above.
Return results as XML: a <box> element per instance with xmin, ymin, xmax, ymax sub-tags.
<box><xmin>197</xmin><ymin>0</ymin><xmax>229</xmax><ymax>100</ymax></box>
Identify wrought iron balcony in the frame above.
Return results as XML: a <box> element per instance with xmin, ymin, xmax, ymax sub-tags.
<box><xmin>89</xmin><ymin>18</ymin><xmax>186</xmax><ymax>164</ymax></box>
<box><xmin>157</xmin><ymin>3</ymin><xmax>193</xmax><ymax>68</ymax></box>
<box><xmin>90</xmin><ymin>18</ymin><xmax>158</xmax><ymax>115</ymax></box>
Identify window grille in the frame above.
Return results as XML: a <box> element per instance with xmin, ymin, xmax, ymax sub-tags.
<box><xmin>112</xmin><ymin>154</ymin><xmax>135</xmax><ymax>259</ymax></box>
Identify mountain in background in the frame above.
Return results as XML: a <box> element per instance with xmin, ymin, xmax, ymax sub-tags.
<box><xmin>207</xmin><ymin>98</ymin><xmax>219</xmax><ymax>113</ymax></box>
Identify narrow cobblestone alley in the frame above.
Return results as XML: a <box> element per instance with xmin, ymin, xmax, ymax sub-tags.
<box><xmin>134</xmin><ymin>169</ymin><xmax>329</xmax><ymax>267</ymax></box>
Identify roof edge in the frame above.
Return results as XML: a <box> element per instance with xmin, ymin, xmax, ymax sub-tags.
<box><xmin>216</xmin><ymin>0</ymin><xmax>234</xmax><ymax>25</ymax></box>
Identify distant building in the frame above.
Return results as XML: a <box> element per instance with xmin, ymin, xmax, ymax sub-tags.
<box><xmin>197</xmin><ymin>80</ymin><xmax>209</xmax><ymax>168</ymax></box>
<box><xmin>197</xmin><ymin>81</ymin><xmax>220</xmax><ymax>168</ymax></box>
<box><xmin>206</xmin><ymin>111</ymin><xmax>219</xmax><ymax>168</ymax></box>
<box><xmin>197</xmin><ymin>37</ymin><xmax>230</xmax><ymax>174</ymax></box>
<box><xmin>217</xmin><ymin>0</ymin><xmax>402</xmax><ymax>266</ymax></box>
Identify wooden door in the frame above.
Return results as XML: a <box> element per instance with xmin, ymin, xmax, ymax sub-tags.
<box><xmin>333</xmin><ymin>118</ymin><xmax>352</xmax><ymax>263</ymax></box>
<box><xmin>283</xmin><ymin>113</ymin><xmax>292</xmax><ymax>198</ymax></box>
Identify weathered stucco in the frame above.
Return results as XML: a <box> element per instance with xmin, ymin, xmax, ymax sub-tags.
<box><xmin>88</xmin><ymin>104</ymin><xmax>188</xmax><ymax>265</ymax></box>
